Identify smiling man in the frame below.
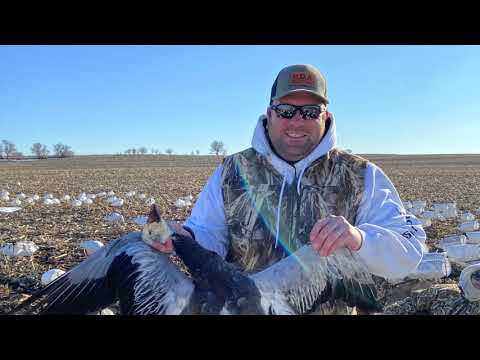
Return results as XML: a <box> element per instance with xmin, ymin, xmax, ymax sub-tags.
<box><xmin>172</xmin><ymin>64</ymin><xmax>427</xmax><ymax>314</ymax></box>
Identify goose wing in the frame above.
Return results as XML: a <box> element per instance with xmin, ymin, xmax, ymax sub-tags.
<box><xmin>250</xmin><ymin>245</ymin><xmax>381</xmax><ymax>315</ymax></box>
<box><xmin>14</xmin><ymin>232</ymin><xmax>195</xmax><ymax>315</ymax></box>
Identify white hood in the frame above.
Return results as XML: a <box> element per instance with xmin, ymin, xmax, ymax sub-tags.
<box><xmin>250</xmin><ymin>112</ymin><xmax>338</xmax><ymax>249</ymax></box>
<box><xmin>251</xmin><ymin>113</ymin><xmax>337</xmax><ymax>185</ymax></box>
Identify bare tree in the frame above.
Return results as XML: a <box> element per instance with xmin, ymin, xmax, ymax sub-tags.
<box><xmin>2</xmin><ymin>140</ymin><xmax>17</xmax><ymax>159</ymax></box>
<box><xmin>195</xmin><ymin>150</ymin><xmax>200</xmax><ymax>155</ymax></box>
<box><xmin>131</xmin><ymin>148</ymin><xmax>137</xmax><ymax>155</ymax></box>
<box><xmin>125</xmin><ymin>149</ymin><xmax>131</xmax><ymax>155</ymax></box>
<box><xmin>53</xmin><ymin>143</ymin><xmax>74</xmax><ymax>158</ymax></box>
<box><xmin>0</xmin><ymin>143</ymin><xmax>3</xmax><ymax>159</ymax></box>
<box><xmin>165</xmin><ymin>148</ymin><xmax>174</xmax><ymax>155</ymax></box>
<box><xmin>31</xmin><ymin>143</ymin><xmax>50</xmax><ymax>159</ymax></box>
<box><xmin>210</xmin><ymin>140</ymin><xmax>225</xmax><ymax>156</ymax></box>
<box><xmin>138</xmin><ymin>146</ymin><xmax>148</xmax><ymax>155</ymax></box>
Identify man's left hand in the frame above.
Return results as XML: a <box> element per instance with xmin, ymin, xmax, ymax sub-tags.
<box><xmin>309</xmin><ymin>215</ymin><xmax>363</xmax><ymax>256</ymax></box>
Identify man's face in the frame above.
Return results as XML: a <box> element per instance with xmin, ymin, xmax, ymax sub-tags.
<box><xmin>266</xmin><ymin>92</ymin><xmax>328</xmax><ymax>162</ymax></box>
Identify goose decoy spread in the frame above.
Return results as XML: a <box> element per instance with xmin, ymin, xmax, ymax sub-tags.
<box><xmin>14</xmin><ymin>205</ymin><xmax>381</xmax><ymax>315</ymax></box>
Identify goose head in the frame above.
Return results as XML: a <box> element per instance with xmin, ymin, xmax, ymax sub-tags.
<box><xmin>142</xmin><ymin>204</ymin><xmax>174</xmax><ymax>252</ymax></box>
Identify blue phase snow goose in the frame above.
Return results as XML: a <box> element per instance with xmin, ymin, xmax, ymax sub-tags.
<box><xmin>14</xmin><ymin>206</ymin><xmax>381</xmax><ymax>315</ymax></box>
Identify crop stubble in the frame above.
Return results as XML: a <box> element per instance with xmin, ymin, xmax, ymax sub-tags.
<box><xmin>1</xmin><ymin>154</ymin><xmax>479</xmax><ymax>314</ymax></box>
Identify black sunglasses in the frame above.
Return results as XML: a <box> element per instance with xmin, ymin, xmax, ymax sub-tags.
<box><xmin>270</xmin><ymin>104</ymin><xmax>325</xmax><ymax>120</ymax></box>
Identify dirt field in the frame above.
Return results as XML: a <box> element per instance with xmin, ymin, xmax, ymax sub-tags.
<box><xmin>1</xmin><ymin>153</ymin><xmax>480</xmax><ymax>314</ymax></box>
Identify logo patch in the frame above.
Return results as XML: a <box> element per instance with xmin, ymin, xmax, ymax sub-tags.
<box><xmin>289</xmin><ymin>72</ymin><xmax>315</xmax><ymax>86</ymax></box>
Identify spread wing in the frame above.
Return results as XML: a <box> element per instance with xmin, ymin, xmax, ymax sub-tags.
<box><xmin>14</xmin><ymin>232</ymin><xmax>195</xmax><ymax>315</ymax></box>
<box><xmin>250</xmin><ymin>245</ymin><xmax>381</xmax><ymax>314</ymax></box>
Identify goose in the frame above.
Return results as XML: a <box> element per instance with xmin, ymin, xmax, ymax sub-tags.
<box><xmin>13</xmin><ymin>206</ymin><xmax>380</xmax><ymax>315</ymax></box>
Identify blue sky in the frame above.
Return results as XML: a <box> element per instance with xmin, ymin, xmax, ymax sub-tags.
<box><xmin>1</xmin><ymin>45</ymin><xmax>479</xmax><ymax>155</ymax></box>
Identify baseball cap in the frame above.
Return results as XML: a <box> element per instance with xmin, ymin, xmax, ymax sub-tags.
<box><xmin>270</xmin><ymin>64</ymin><xmax>329</xmax><ymax>104</ymax></box>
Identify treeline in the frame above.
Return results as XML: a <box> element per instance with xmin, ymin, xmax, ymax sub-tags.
<box><xmin>121</xmin><ymin>141</ymin><xmax>227</xmax><ymax>156</ymax></box>
<box><xmin>121</xmin><ymin>148</ymin><xmax>201</xmax><ymax>155</ymax></box>
<box><xmin>0</xmin><ymin>140</ymin><xmax>75</xmax><ymax>160</ymax></box>
<box><xmin>0</xmin><ymin>139</ymin><xmax>228</xmax><ymax>159</ymax></box>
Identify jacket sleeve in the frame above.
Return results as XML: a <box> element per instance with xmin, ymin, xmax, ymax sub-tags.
<box><xmin>354</xmin><ymin>162</ymin><xmax>426</xmax><ymax>280</ymax></box>
<box><xmin>184</xmin><ymin>165</ymin><xmax>229</xmax><ymax>258</ymax></box>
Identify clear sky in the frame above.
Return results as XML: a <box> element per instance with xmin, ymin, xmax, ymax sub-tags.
<box><xmin>1</xmin><ymin>45</ymin><xmax>479</xmax><ymax>156</ymax></box>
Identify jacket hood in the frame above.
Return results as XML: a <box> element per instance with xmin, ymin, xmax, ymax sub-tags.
<box><xmin>251</xmin><ymin>112</ymin><xmax>337</xmax><ymax>184</ymax></box>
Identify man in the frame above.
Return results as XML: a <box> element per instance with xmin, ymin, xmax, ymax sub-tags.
<box><xmin>164</xmin><ymin>64</ymin><xmax>426</xmax><ymax>314</ymax></box>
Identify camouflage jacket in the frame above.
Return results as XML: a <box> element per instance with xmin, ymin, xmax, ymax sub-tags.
<box><xmin>221</xmin><ymin>147</ymin><xmax>367</xmax><ymax>273</ymax></box>
<box><xmin>383</xmin><ymin>283</ymin><xmax>480</xmax><ymax>315</ymax></box>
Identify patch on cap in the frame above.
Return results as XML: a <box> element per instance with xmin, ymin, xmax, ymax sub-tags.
<box><xmin>289</xmin><ymin>72</ymin><xmax>315</xmax><ymax>86</ymax></box>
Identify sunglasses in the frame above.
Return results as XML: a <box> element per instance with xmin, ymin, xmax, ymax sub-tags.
<box><xmin>270</xmin><ymin>104</ymin><xmax>325</xmax><ymax>120</ymax></box>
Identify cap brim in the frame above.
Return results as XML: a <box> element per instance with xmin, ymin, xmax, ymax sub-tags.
<box><xmin>271</xmin><ymin>89</ymin><xmax>329</xmax><ymax>104</ymax></box>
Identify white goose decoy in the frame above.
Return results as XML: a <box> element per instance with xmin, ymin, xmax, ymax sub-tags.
<box><xmin>71</xmin><ymin>200</ymin><xmax>82</xmax><ymax>207</ymax></box>
<box><xmin>25</xmin><ymin>197</ymin><xmax>35</xmax><ymax>204</ymax></box>
<box><xmin>79</xmin><ymin>240</ymin><xmax>105</xmax><ymax>256</ymax></box>
<box><xmin>16</xmin><ymin>193</ymin><xmax>26</xmax><ymax>200</ymax></box>
<box><xmin>14</xmin><ymin>206</ymin><xmax>380</xmax><ymax>315</ymax></box>
<box><xmin>10</xmin><ymin>199</ymin><xmax>22</xmax><ymax>206</ymax></box>
<box><xmin>41</xmin><ymin>269</ymin><xmax>66</xmax><ymax>286</ymax></box>
<box><xmin>145</xmin><ymin>197</ymin><xmax>155</xmax><ymax>206</ymax></box>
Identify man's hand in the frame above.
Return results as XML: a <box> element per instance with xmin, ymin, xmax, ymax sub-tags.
<box><xmin>309</xmin><ymin>215</ymin><xmax>363</xmax><ymax>256</ymax></box>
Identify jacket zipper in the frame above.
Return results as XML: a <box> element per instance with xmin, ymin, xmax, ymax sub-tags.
<box><xmin>287</xmin><ymin>167</ymin><xmax>297</xmax><ymax>251</ymax></box>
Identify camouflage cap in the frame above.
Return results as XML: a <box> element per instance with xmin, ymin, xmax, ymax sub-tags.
<box><xmin>270</xmin><ymin>64</ymin><xmax>329</xmax><ymax>104</ymax></box>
